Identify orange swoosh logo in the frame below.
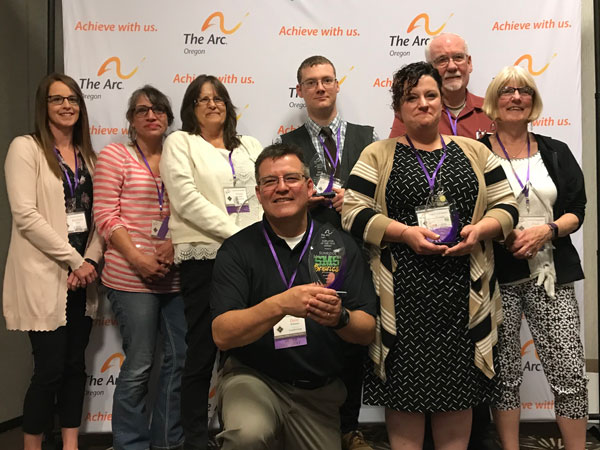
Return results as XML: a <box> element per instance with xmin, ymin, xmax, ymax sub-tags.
<box><xmin>407</xmin><ymin>13</ymin><xmax>454</xmax><ymax>36</ymax></box>
<box><xmin>236</xmin><ymin>104</ymin><xmax>249</xmax><ymax>121</ymax></box>
<box><xmin>520</xmin><ymin>340</ymin><xmax>539</xmax><ymax>359</ymax></box>
<box><xmin>201</xmin><ymin>12</ymin><xmax>249</xmax><ymax>35</ymax></box>
<box><xmin>97</xmin><ymin>57</ymin><xmax>145</xmax><ymax>79</ymax></box>
<box><xmin>338</xmin><ymin>66</ymin><xmax>355</xmax><ymax>86</ymax></box>
<box><xmin>514</xmin><ymin>53</ymin><xmax>557</xmax><ymax>76</ymax></box>
<box><xmin>100</xmin><ymin>353</ymin><xmax>124</xmax><ymax>372</ymax></box>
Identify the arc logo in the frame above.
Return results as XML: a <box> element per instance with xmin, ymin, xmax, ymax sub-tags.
<box><xmin>97</xmin><ymin>56</ymin><xmax>145</xmax><ymax>80</ymax></box>
<box><xmin>201</xmin><ymin>11</ymin><xmax>249</xmax><ymax>35</ymax></box>
<box><xmin>514</xmin><ymin>53</ymin><xmax>557</xmax><ymax>76</ymax></box>
<box><xmin>521</xmin><ymin>339</ymin><xmax>540</xmax><ymax>359</ymax></box>
<box><xmin>407</xmin><ymin>13</ymin><xmax>454</xmax><ymax>36</ymax></box>
<box><xmin>100</xmin><ymin>352</ymin><xmax>124</xmax><ymax>372</ymax></box>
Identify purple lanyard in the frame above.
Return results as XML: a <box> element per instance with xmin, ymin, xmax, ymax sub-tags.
<box><xmin>317</xmin><ymin>126</ymin><xmax>342</xmax><ymax>171</ymax></box>
<box><xmin>318</xmin><ymin>127</ymin><xmax>341</xmax><ymax>192</ymax></box>
<box><xmin>228</xmin><ymin>149</ymin><xmax>237</xmax><ymax>185</ymax></box>
<box><xmin>262</xmin><ymin>221</ymin><xmax>314</xmax><ymax>290</ymax></box>
<box><xmin>495</xmin><ymin>133</ymin><xmax>530</xmax><ymax>199</ymax></box>
<box><xmin>53</xmin><ymin>147</ymin><xmax>78</xmax><ymax>197</ymax></box>
<box><xmin>406</xmin><ymin>135</ymin><xmax>447</xmax><ymax>193</ymax></box>
<box><xmin>445</xmin><ymin>108</ymin><xmax>459</xmax><ymax>136</ymax></box>
<box><xmin>135</xmin><ymin>142</ymin><xmax>165</xmax><ymax>213</ymax></box>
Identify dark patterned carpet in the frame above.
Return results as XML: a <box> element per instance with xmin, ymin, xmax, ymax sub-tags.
<box><xmin>5</xmin><ymin>422</ymin><xmax>596</xmax><ymax>449</ymax></box>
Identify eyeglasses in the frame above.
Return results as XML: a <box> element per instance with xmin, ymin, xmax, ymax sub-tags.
<box><xmin>498</xmin><ymin>86</ymin><xmax>535</xmax><ymax>97</ymax></box>
<box><xmin>432</xmin><ymin>53</ymin><xmax>468</xmax><ymax>68</ymax></box>
<box><xmin>300</xmin><ymin>77</ymin><xmax>337</xmax><ymax>90</ymax></box>
<box><xmin>195</xmin><ymin>96</ymin><xmax>225</xmax><ymax>107</ymax></box>
<box><xmin>258</xmin><ymin>173</ymin><xmax>307</xmax><ymax>190</ymax></box>
<box><xmin>134</xmin><ymin>105</ymin><xmax>168</xmax><ymax>117</ymax></box>
<box><xmin>47</xmin><ymin>95</ymin><xmax>80</xmax><ymax>106</ymax></box>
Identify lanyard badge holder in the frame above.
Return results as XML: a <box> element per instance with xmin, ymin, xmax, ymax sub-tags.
<box><xmin>310</xmin><ymin>127</ymin><xmax>342</xmax><ymax>197</ymax></box>
<box><xmin>224</xmin><ymin>148</ymin><xmax>253</xmax><ymax>216</ymax></box>
<box><xmin>54</xmin><ymin>147</ymin><xmax>88</xmax><ymax>234</ymax></box>
<box><xmin>408</xmin><ymin>136</ymin><xmax>459</xmax><ymax>245</ymax></box>
<box><xmin>264</xmin><ymin>221</ymin><xmax>314</xmax><ymax>350</ymax></box>
<box><xmin>134</xmin><ymin>142</ymin><xmax>170</xmax><ymax>239</ymax></box>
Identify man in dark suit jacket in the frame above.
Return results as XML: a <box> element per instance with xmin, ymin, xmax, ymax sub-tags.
<box><xmin>280</xmin><ymin>55</ymin><xmax>377</xmax><ymax>450</ymax></box>
<box><xmin>280</xmin><ymin>55</ymin><xmax>377</xmax><ymax>229</ymax></box>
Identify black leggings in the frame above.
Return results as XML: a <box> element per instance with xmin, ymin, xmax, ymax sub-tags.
<box><xmin>179</xmin><ymin>259</ymin><xmax>218</xmax><ymax>450</ymax></box>
<box><xmin>22</xmin><ymin>289</ymin><xmax>92</xmax><ymax>434</ymax></box>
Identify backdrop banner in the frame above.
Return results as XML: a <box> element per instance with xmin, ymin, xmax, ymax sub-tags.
<box><xmin>62</xmin><ymin>0</ymin><xmax>583</xmax><ymax>430</ymax></box>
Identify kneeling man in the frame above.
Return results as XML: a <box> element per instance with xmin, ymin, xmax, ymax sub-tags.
<box><xmin>210</xmin><ymin>143</ymin><xmax>377</xmax><ymax>450</ymax></box>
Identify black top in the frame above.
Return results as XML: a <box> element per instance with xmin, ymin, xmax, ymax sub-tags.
<box><xmin>281</xmin><ymin>123</ymin><xmax>374</xmax><ymax>228</ymax></box>
<box><xmin>56</xmin><ymin>150</ymin><xmax>93</xmax><ymax>256</ymax></box>
<box><xmin>210</xmin><ymin>216</ymin><xmax>377</xmax><ymax>384</ymax></box>
<box><xmin>479</xmin><ymin>133</ymin><xmax>585</xmax><ymax>284</ymax></box>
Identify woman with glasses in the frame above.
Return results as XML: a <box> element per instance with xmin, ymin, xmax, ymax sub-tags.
<box><xmin>93</xmin><ymin>85</ymin><xmax>186</xmax><ymax>450</ymax></box>
<box><xmin>161</xmin><ymin>74</ymin><xmax>262</xmax><ymax>449</ymax></box>
<box><xmin>3</xmin><ymin>73</ymin><xmax>103</xmax><ymax>450</ymax></box>
<box><xmin>480</xmin><ymin>66</ymin><xmax>587</xmax><ymax>450</ymax></box>
<box><xmin>342</xmin><ymin>62</ymin><xmax>517</xmax><ymax>449</ymax></box>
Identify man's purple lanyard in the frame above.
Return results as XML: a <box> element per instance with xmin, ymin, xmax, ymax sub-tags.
<box><xmin>262</xmin><ymin>221</ymin><xmax>314</xmax><ymax>290</ymax></box>
<box><xmin>445</xmin><ymin>108</ymin><xmax>459</xmax><ymax>136</ymax></box>
<box><xmin>405</xmin><ymin>135</ymin><xmax>447</xmax><ymax>194</ymax></box>
<box><xmin>135</xmin><ymin>142</ymin><xmax>165</xmax><ymax>215</ymax></box>
<box><xmin>496</xmin><ymin>132</ymin><xmax>531</xmax><ymax>208</ymax></box>
<box><xmin>53</xmin><ymin>147</ymin><xmax>78</xmax><ymax>198</ymax></box>
<box><xmin>228</xmin><ymin>149</ymin><xmax>237</xmax><ymax>185</ymax></box>
<box><xmin>318</xmin><ymin>126</ymin><xmax>341</xmax><ymax>192</ymax></box>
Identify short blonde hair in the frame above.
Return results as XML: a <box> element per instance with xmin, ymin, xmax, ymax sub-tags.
<box><xmin>482</xmin><ymin>66</ymin><xmax>543</xmax><ymax>122</ymax></box>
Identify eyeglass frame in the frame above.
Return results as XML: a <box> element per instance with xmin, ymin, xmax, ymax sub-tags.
<box><xmin>498</xmin><ymin>86</ymin><xmax>535</xmax><ymax>97</ymax></box>
<box><xmin>299</xmin><ymin>77</ymin><xmax>337</xmax><ymax>90</ymax></box>
<box><xmin>257</xmin><ymin>172</ymin><xmax>308</xmax><ymax>190</ymax></box>
<box><xmin>47</xmin><ymin>95</ymin><xmax>80</xmax><ymax>106</ymax></box>
<box><xmin>194</xmin><ymin>96</ymin><xmax>226</xmax><ymax>107</ymax></box>
<box><xmin>133</xmin><ymin>104</ymin><xmax>168</xmax><ymax>117</ymax></box>
<box><xmin>432</xmin><ymin>53</ymin><xmax>469</xmax><ymax>68</ymax></box>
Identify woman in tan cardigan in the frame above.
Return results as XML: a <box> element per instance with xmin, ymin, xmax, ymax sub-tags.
<box><xmin>3</xmin><ymin>73</ymin><xmax>103</xmax><ymax>450</ymax></box>
<box><xmin>342</xmin><ymin>62</ymin><xmax>517</xmax><ymax>450</ymax></box>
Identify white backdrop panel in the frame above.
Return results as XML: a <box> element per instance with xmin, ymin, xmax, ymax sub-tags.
<box><xmin>62</xmin><ymin>0</ymin><xmax>583</xmax><ymax>430</ymax></box>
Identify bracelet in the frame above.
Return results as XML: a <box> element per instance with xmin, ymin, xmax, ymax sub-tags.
<box><xmin>84</xmin><ymin>258</ymin><xmax>99</xmax><ymax>270</ymax></box>
<box><xmin>398</xmin><ymin>225</ymin><xmax>411</xmax><ymax>243</ymax></box>
<box><xmin>546</xmin><ymin>222</ymin><xmax>558</xmax><ymax>240</ymax></box>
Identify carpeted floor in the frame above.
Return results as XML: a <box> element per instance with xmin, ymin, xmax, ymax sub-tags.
<box><xmin>2</xmin><ymin>423</ymin><xmax>600</xmax><ymax>449</ymax></box>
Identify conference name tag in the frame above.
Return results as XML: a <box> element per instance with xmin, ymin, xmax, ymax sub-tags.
<box><xmin>316</xmin><ymin>175</ymin><xmax>341</xmax><ymax>195</ymax></box>
<box><xmin>151</xmin><ymin>217</ymin><xmax>170</xmax><ymax>239</ymax></box>
<box><xmin>224</xmin><ymin>187</ymin><xmax>250</xmax><ymax>214</ymax></box>
<box><xmin>273</xmin><ymin>315</ymin><xmax>307</xmax><ymax>349</ymax></box>
<box><xmin>67</xmin><ymin>211</ymin><xmax>88</xmax><ymax>234</ymax></box>
<box><xmin>415</xmin><ymin>205</ymin><xmax>452</xmax><ymax>233</ymax></box>
<box><xmin>517</xmin><ymin>215</ymin><xmax>546</xmax><ymax>231</ymax></box>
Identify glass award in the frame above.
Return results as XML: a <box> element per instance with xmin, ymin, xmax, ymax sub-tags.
<box><xmin>415</xmin><ymin>188</ymin><xmax>459</xmax><ymax>244</ymax></box>
<box><xmin>308</xmin><ymin>223</ymin><xmax>347</xmax><ymax>290</ymax></box>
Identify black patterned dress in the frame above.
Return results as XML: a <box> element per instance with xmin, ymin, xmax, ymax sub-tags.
<box><xmin>363</xmin><ymin>141</ymin><xmax>492</xmax><ymax>412</ymax></box>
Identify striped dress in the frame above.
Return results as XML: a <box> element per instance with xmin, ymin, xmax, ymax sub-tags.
<box><xmin>93</xmin><ymin>142</ymin><xmax>179</xmax><ymax>293</ymax></box>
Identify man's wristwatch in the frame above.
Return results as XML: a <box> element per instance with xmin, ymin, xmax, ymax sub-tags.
<box><xmin>332</xmin><ymin>308</ymin><xmax>350</xmax><ymax>330</ymax></box>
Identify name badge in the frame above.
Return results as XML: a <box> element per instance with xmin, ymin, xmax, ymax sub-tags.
<box><xmin>316</xmin><ymin>175</ymin><xmax>341</xmax><ymax>195</ymax></box>
<box><xmin>151</xmin><ymin>217</ymin><xmax>170</xmax><ymax>239</ymax></box>
<box><xmin>416</xmin><ymin>205</ymin><xmax>452</xmax><ymax>231</ymax></box>
<box><xmin>517</xmin><ymin>215</ymin><xmax>546</xmax><ymax>231</ymax></box>
<box><xmin>67</xmin><ymin>211</ymin><xmax>88</xmax><ymax>234</ymax></box>
<box><xmin>224</xmin><ymin>187</ymin><xmax>250</xmax><ymax>214</ymax></box>
<box><xmin>273</xmin><ymin>315</ymin><xmax>307</xmax><ymax>349</ymax></box>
